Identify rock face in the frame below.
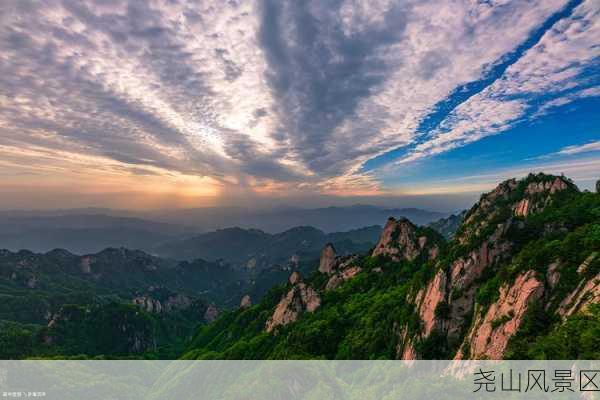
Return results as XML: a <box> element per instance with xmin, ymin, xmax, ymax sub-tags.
<box><xmin>456</xmin><ymin>271</ymin><xmax>544</xmax><ymax>360</ymax></box>
<box><xmin>266</xmin><ymin>272</ymin><xmax>321</xmax><ymax>333</ymax></box>
<box><xmin>396</xmin><ymin>174</ymin><xmax>576</xmax><ymax>360</ymax></box>
<box><xmin>396</xmin><ymin>326</ymin><xmax>417</xmax><ymax>360</ymax></box>
<box><xmin>416</xmin><ymin>269</ymin><xmax>448</xmax><ymax>338</ymax></box>
<box><xmin>372</xmin><ymin>217</ymin><xmax>438</xmax><ymax>262</ymax></box>
<box><xmin>512</xmin><ymin>178</ymin><xmax>568</xmax><ymax>216</ymax></box>
<box><xmin>326</xmin><ymin>265</ymin><xmax>362</xmax><ymax>291</ymax></box>
<box><xmin>323</xmin><ymin>254</ymin><xmax>361</xmax><ymax>290</ymax></box>
<box><xmin>558</xmin><ymin>253</ymin><xmax>599</xmax><ymax>318</ymax></box>
<box><xmin>319</xmin><ymin>244</ymin><xmax>337</xmax><ymax>274</ymax></box>
<box><xmin>240</xmin><ymin>295</ymin><xmax>252</xmax><ymax>309</ymax></box>
<box><xmin>289</xmin><ymin>271</ymin><xmax>302</xmax><ymax>285</ymax></box>
<box><xmin>457</xmin><ymin>175</ymin><xmax>573</xmax><ymax>245</ymax></box>
<box><xmin>132</xmin><ymin>287</ymin><xmax>192</xmax><ymax>314</ymax></box>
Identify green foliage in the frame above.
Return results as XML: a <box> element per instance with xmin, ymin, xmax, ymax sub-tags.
<box><xmin>475</xmin><ymin>276</ymin><xmax>501</xmax><ymax>308</ymax></box>
<box><xmin>506</xmin><ymin>304</ymin><xmax>600</xmax><ymax>359</ymax></box>
<box><xmin>184</xmin><ymin>260</ymin><xmax>420</xmax><ymax>359</ymax></box>
<box><xmin>2</xmin><ymin>174</ymin><xmax>598</xmax><ymax>361</ymax></box>
<box><xmin>434</xmin><ymin>301</ymin><xmax>451</xmax><ymax>320</ymax></box>
<box><xmin>0</xmin><ymin>321</ymin><xmax>37</xmax><ymax>359</ymax></box>
<box><xmin>415</xmin><ymin>330</ymin><xmax>450</xmax><ymax>359</ymax></box>
<box><xmin>182</xmin><ymin>185</ymin><xmax>599</xmax><ymax>361</ymax></box>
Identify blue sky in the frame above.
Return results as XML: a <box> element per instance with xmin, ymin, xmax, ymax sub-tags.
<box><xmin>0</xmin><ymin>0</ymin><xmax>598</xmax><ymax>210</ymax></box>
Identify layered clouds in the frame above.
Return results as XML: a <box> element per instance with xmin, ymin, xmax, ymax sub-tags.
<box><xmin>0</xmin><ymin>0</ymin><xmax>598</xmax><ymax>208</ymax></box>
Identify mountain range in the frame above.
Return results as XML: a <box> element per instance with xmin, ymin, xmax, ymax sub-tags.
<box><xmin>183</xmin><ymin>173</ymin><xmax>600</xmax><ymax>360</ymax></box>
<box><xmin>0</xmin><ymin>206</ymin><xmax>446</xmax><ymax>254</ymax></box>
<box><xmin>0</xmin><ymin>173</ymin><xmax>598</xmax><ymax>360</ymax></box>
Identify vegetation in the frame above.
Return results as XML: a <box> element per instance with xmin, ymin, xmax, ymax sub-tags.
<box><xmin>0</xmin><ymin>173</ymin><xmax>598</xmax><ymax>360</ymax></box>
<box><xmin>182</xmin><ymin>174</ymin><xmax>600</xmax><ymax>360</ymax></box>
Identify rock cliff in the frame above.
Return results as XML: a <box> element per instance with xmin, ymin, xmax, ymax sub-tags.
<box><xmin>372</xmin><ymin>217</ymin><xmax>440</xmax><ymax>262</ymax></box>
<box><xmin>396</xmin><ymin>173</ymin><xmax>582</xmax><ymax>360</ymax></box>
<box><xmin>265</xmin><ymin>272</ymin><xmax>321</xmax><ymax>333</ymax></box>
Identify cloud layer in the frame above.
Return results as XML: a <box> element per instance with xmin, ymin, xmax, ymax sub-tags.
<box><xmin>0</xmin><ymin>0</ymin><xmax>598</xmax><ymax>207</ymax></box>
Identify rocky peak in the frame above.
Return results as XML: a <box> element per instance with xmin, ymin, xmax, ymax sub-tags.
<box><xmin>239</xmin><ymin>295</ymin><xmax>252</xmax><ymax>309</ymax></box>
<box><xmin>266</xmin><ymin>271</ymin><xmax>321</xmax><ymax>333</ymax></box>
<box><xmin>558</xmin><ymin>253</ymin><xmax>599</xmax><ymax>318</ymax></box>
<box><xmin>289</xmin><ymin>271</ymin><xmax>302</xmax><ymax>285</ymax></box>
<box><xmin>319</xmin><ymin>243</ymin><xmax>337</xmax><ymax>274</ymax></box>
<box><xmin>457</xmin><ymin>174</ymin><xmax>575</xmax><ymax>244</ymax></box>
<box><xmin>372</xmin><ymin>217</ymin><xmax>438</xmax><ymax>262</ymax></box>
<box><xmin>455</xmin><ymin>270</ymin><xmax>544</xmax><ymax>360</ymax></box>
<box><xmin>325</xmin><ymin>256</ymin><xmax>362</xmax><ymax>291</ymax></box>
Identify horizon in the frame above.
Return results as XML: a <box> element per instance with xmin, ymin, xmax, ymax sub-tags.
<box><xmin>1</xmin><ymin>0</ymin><xmax>599</xmax><ymax>210</ymax></box>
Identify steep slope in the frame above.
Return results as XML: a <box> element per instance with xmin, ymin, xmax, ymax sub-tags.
<box><xmin>145</xmin><ymin>205</ymin><xmax>446</xmax><ymax>233</ymax></box>
<box><xmin>182</xmin><ymin>173</ymin><xmax>600</xmax><ymax>360</ymax></box>
<box><xmin>0</xmin><ymin>247</ymin><xmax>237</xmax><ymax>359</ymax></box>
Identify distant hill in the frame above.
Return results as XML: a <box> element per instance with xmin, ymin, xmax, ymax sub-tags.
<box><xmin>427</xmin><ymin>210</ymin><xmax>466</xmax><ymax>239</ymax></box>
<box><xmin>142</xmin><ymin>205</ymin><xmax>447</xmax><ymax>233</ymax></box>
<box><xmin>0</xmin><ymin>214</ymin><xmax>189</xmax><ymax>254</ymax></box>
<box><xmin>182</xmin><ymin>173</ymin><xmax>600</xmax><ymax>360</ymax></box>
<box><xmin>0</xmin><ymin>246</ymin><xmax>242</xmax><ymax>358</ymax></box>
<box><xmin>154</xmin><ymin>225</ymin><xmax>383</xmax><ymax>266</ymax></box>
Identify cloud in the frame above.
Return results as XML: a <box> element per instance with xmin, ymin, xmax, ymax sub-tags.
<box><xmin>389</xmin><ymin>0</ymin><xmax>600</xmax><ymax>165</ymax></box>
<box><xmin>534</xmin><ymin>140</ymin><xmax>600</xmax><ymax>159</ymax></box>
<box><xmin>0</xmin><ymin>0</ymin><xmax>597</xmax><ymax>205</ymax></box>
<box><xmin>390</xmin><ymin>157</ymin><xmax>600</xmax><ymax>195</ymax></box>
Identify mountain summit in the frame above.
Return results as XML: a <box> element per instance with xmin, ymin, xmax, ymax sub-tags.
<box><xmin>183</xmin><ymin>173</ymin><xmax>600</xmax><ymax>360</ymax></box>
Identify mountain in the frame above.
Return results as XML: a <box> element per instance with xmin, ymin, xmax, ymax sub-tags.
<box><xmin>0</xmin><ymin>207</ymin><xmax>440</xmax><ymax>255</ymax></box>
<box><xmin>182</xmin><ymin>173</ymin><xmax>600</xmax><ymax>360</ymax></box>
<box><xmin>154</xmin><ymin>225</ymin><xmax>382</xmax><ymax>266</ymax></box>
<box><xmin>143</xmin><ymin>205</ymin><xmax>446</xmax><ymax>233</ymax></box>
<box><xmin>0</xmin><ymin>214</ymin><xmax>189</xmax><ymax>254</ymax></box>
<box><xmin>427</xmin><ymin>211</ymin><xmax>466</xmax><ymax>239</ymax></box>
<box><xmin>0</xmin><ymin>246</ymin><xmax>246</xmax><ymax>358</ymax></box>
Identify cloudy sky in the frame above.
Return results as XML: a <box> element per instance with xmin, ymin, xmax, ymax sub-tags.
<box><xmin>1</xmin><ymin>0</ymin><xmax>598</xmax><ymax>211</ymax></box>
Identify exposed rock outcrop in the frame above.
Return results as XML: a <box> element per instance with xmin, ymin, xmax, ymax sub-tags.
<box><xmin>240</xmin><ymin>295</ymin><xmax>252</xmax><ymax>309</ymax></box>
<box><xmin>455</xmin><ymin>270</ymin><xmax>544</xmax><ymax>360</ymax></box>
<box><xmin>325</xmin><ymin>265</ymin><xmax>362</xmax><ymax>291</ymax></box>
<box><xmin>457</xmin><ymin>175</ymin><xmax>573</xmax><ymax>245</ymax></box>
<box><xmin>558</xmin><ymin>253</ymin><xmax>599</xmax><ymax>318</ymax></box>
<box><xmin>132</xmin><ymin>288</ymin><xmax>192</xmax><ymax>314</ymax></box>
<box><xmin>319</xmin><ymin>244</ymin><xmax>337</xmax><ymax>274</ymax></box>
<box><xmin>396</xmin><ymin>174</ymin><xmax>574</xmax><ymax>360</ymax></box>
<box><xmin>266</xmin><ymin>272</ymin><xmax>321</xmax><ymax>333</ymax></box>
<box><xmin>546</xmin><ymin>262</ymin><xmax>561</xmax><ymax>290</ymax></box>
<box><xmin>416</xmin><ymin>269</ymin><xmax>448</xmax><ymax>338</ymax></box>
<box><xmin>372</xmin><ymin>217</ymin><xmax>438</xmax><ymax>262</ymax></box>
<box><xmin>396</xmin><ymin>325</ymin><xmax>417</xmax><ymax>360</ymax></box>
<box><xmin>446</xmin><ymin>239</ymin><xmax>512</xmax><ymax>339</ymax></box>
<box><xmin>289</xmin><ymin>271</ymin><xmax>301</xmax><ymax>285</ymax></box>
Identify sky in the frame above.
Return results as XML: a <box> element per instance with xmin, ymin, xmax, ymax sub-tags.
<box><xmin>0</xmin><ymin>0</ymin><xmax>598</xmax><ymax>211</ymax></box>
